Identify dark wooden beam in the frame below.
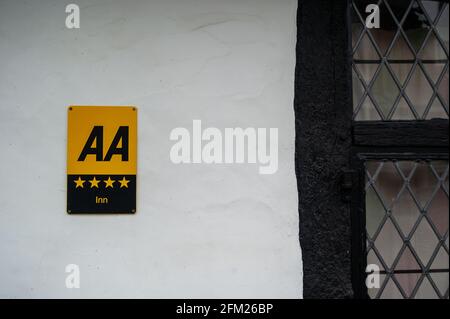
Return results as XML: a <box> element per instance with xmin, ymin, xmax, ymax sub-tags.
<box><xmin>294</xmin><ymin>0</ymin><xmax>353</xmax><ymax>298</ymax></box>
<box><xmin>353</xmin><ymin>119</ymin><xmax>449</xmax><ymax>147</ymax></box>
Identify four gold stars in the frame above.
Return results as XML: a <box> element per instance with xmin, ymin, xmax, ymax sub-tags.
<box><xmin>74</xmin><ymin>176</ymin><xmax>131</xmax><ymax>189</ymax></box>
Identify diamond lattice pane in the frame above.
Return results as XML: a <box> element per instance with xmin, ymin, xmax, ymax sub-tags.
<box><xmin>410</xmin><ymin>219</ymin><xmax>439</xmax><ymax>266</ymax></box>
<box><xmin>409</xmin><ymin>161</ymin><xmax>439</xmax><ymax>209</ymax></box>
<box><xmin>392</xmin><ymin>190</ymin><xmax>421</xmax><ymax>236</ymax></box>
<box><xmin>375</xmin><ymin>219</ymin><xmax>404</xmax><ymax>268</ymax></box>
<box><xmin>352</xmin><ymin>0</ymin><xmax>449</xmax><ymax>120</ymax></box>
<box><xmin>430</xmin><ymin>272</ymin><xmax>449</xmax><ymax>297</ymax></box>
<box><xmin>414</xmin><ymin>277</ymin><xmax>440</xmax><ymax>298</ymax></box>
<box><xmin>435</xmin><ymin>4</ymin><xmax>449</xmax><ymax>51</ymax></box>
<box><xmin>405</xmin><ymin>66</ymin><xmax>435</xmax><ymax>118</ymax></box>
<box><xmin>365</xmin><ymin>160</ymin><xmax>449</xmax><ymax>299</ymax></box>
<box><xmin>370</xmin><ymin>64</ymin><xmax>400</xmax><ymax>119</ymax></box>
<box><xmin>395</xmin><ymin>273</ymin><xmax>421</xmax><ymax>298</ymax></box>
<box><xmin>427</xmin><ymin>188</ymin><xmax>449</xmax><ymax>236</ymax></box>
<box><xmin>380</xmin><ymin>277</ymin><xmax>405</xmax><ymax>298</ymax></box>
<box><xmin>368</xmin><ymin>274</ymin><xmax>387</xmax><ymax>299</ymax></box>
<box><xmin>366</xmin><ymin>186</ymin><xmax>387</xmax><ymax>240</ymax></box>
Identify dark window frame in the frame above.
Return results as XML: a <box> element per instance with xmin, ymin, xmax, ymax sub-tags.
<box><xmin>350</xmin><ymin>0</ymin><xmax>449</xmax><ymax>298</ymax></box>
<box><xmin>351</xmin><ymin>145</ymin><xmax>449</xmax><ymax>299</ymax></box>
<box><xmin>351</xmin><ymin>0</ymin><xmax>449</xmax><ymax>121</ymax></box>
<box><xmin>294</xmin><ymin>0</ymin><xmax>449</xmax><ymax>298</ymax></box>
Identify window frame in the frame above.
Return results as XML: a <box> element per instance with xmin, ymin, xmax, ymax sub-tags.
<box><xmin>351</xmin><ymin>0</ymin><xmax>449</xmax><ymax>121</ymax></box>
<box><xmin>349</xmin><ymin>0</ymin><xmax>450</xmax><ymax>298</ymax></box>
<box><xmin>294</xmin><ymin>0</ymin><xmax>449</xmax><ymax>299</ymax></box>
<box><xmin>351</xmin><ymin>146</ymin><xmax>449</xmax><ymax>298</ymax></box>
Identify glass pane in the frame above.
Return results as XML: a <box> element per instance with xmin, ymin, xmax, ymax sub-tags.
<box><xmin>396</xmin><ymin>247</ymin><xmax>420</xmax><ymax>271</ymax></box>
<box><xmin>368</xmin><ymin>274</ymin><xmax>386</xmax><ymax>299</ymax></box>
<box><xmin>352</xmin><ymin>0</ymin><xmax>449</xmax><ymax>120</ymax></box>
<box><xmin>365</xmin><ymin>160</ymin><xmax>449</xmax><ymax>299</ymax></box>
<box><xmin>375</xmin><ymin>219</ymin><xmax>403</xmax><ymax>268</ymax></box>
<box><xmin>411</xmin><ymin>219</ymin><xmax>439</xmax><ymax>266</ymax></box>
<box><xmin>380</xmin><ymin>278</ymin><xmax>404</xmax><ymax>299</ymax></box>
<box><xmin>414</xmin><ymin>277</ymin><xmax>440</xmax><ymax>299</ymax></box>
<box><xmin>395</xmin><ymin>273</ymin><xmax>421</xmax><ymax>298</ymax></box>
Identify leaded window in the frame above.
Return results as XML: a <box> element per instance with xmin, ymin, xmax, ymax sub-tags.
<box><xmin>352</xmin><ymin>0</ymin><xmax>449</xmax><ymax>120</ymax></box>
<box><xmin>365</xmin><ymin>160</ymin><xmax>449</xmax><ymax>298</ymax></box>
<box><xmin>351</xmin><ymin>0</ymin><xmax>449</xmax><ymax>299</ymax></box>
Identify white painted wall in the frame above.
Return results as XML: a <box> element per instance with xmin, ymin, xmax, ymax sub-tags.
<box><xmin>0</xmin><ymin>0</ymin><xmax>301</xmax><ymax>298</ymax></box>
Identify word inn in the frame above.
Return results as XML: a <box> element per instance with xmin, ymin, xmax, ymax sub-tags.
<box><xmin>170</xmin><ymin>120</ymin><xmax>279</xmax><ymax>174</ymax></box>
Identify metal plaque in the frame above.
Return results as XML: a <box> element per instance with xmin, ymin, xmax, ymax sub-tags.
<box><xmin>67</xmin><ymin>106</ymin><xmax>137</xmax><ymax>214</ymax></box>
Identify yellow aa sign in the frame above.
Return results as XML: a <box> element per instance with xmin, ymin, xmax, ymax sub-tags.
<box><xmin>67</xmin><ymin>106</ymin><xmax>137</xmax><ymax>175</ymax></box>
<box><xmin>67</xmin><ymin>106</ymin><xmax>137</xmax><ymax>214</ymax></box>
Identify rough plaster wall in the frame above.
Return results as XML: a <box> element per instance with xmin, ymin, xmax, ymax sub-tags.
<box><xmin>0</xmin><ymin>0</ymin><xmax>302</xmax><ymax>298</ymax></box>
